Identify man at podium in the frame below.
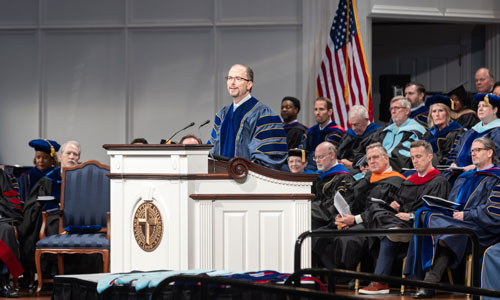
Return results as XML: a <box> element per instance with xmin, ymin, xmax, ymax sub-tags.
<box><xmin>208</xmin><ymin>64</ymin><xmax>288</xmax><ymax>169</ymax></box>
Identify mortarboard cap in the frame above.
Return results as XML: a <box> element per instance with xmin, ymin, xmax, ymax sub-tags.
<box><xmin>29</xmin><ymin>139</ymin><xmax>61</xmax><ymax>158</ymax></box>
<box><xmin>447</xmin><ymin>82</ymin><xmax>471</xmax><ymax>108</ymax></box>
<box><xmin>473</xmin><ymin>93</ymin><xmax>500</xmax><ymax>108</ymax></box>
<box><xmin>288</xmin><ymin>148</ymin><xmax>308</xmax><ymax>163</ymax></box>
<box><xmin>425</xmin><ymin>94</ymin><xmax>452</xmax><ymax>109</ymax></box>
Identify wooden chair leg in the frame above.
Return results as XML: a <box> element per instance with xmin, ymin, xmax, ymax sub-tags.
<box><xmin>401</xmin><ymin>257</ymin><xmax>406</xmax><ymax>294</ymax></box>
<box><xmin>355</xmin><ymin>262</ymin><xmax>361</xmax><ymax>291</ymax></box>
<box><xmin>57</xmin><ymin>254</ymin><xmax>64</xmax><ymax>275</ymax></box>
<box><xmin>465</xmin><ymin>254</ymin><xmax>472</xmax><ymax>297</ymax></box>
<box><xmin>35</xmin><ymin>250</ymin><xmax>43</xmax><ymax>296</ymax></box>
<box><xmin>102</xmin><ymin>251</ymin><xmax>110</xmax><ymax>273</ymax></box>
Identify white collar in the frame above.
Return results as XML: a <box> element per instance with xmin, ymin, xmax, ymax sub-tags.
<box><xmin>319</xmin><ymin>117</ymin><xmax>332</xmax><ymax>130</ymax></box>
<box><xmin>233</xmin><ymin>94</ymin><xmax>252</xmax><ymax>111</ymax></box>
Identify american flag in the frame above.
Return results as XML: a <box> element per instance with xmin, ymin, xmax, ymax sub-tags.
<box><xmin>317</xmin><ymin>0</ymin><xmax>372</xmax><ymax>128</ymax></box>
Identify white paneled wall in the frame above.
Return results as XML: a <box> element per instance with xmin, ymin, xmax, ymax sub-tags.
<box><xmin>0</xmin><ymin>0</ymin><xmax>302</xmax><ymax>165</ymax></box>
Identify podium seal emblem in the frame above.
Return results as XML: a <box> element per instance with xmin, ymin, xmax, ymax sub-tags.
<box><xmin>133</xmin><ymin>202</ymin><xmax>163</xmax><ymax>252</ymax></box>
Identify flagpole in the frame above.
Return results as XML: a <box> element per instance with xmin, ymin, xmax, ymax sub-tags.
<box><xmin>344</xmin><ymin>0</ymin><xmax>351</xmax><ymax>106</ymax></box>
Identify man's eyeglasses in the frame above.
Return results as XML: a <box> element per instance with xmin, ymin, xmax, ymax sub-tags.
<box><xmin>390</xmin><ymin>106</ymin><xmax>405</xmax><ymax>111</ymax></box>
<box><xmin>225</xmin><ymin>76</ymin><xmax>250</xmax><ymax>82</ymax></box>
<box><xmin>470</xmin><ymin>147</ymin><xmax>487</xmax><ymax>154</ymax></box>
<box><xmin>313</xmin><ymin>154</ymin><xmax>329</xmax><ymax>161</ymax></box>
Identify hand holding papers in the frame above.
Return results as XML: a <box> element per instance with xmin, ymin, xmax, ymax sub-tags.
<box><xmin>422</xmin><ymin>195</ymin><xmax>458</xmax><ymax>211</ymax></box>
<box><xmin>334</xmin><ymin>191</ymin><xmax>351</xmax><ymax>217</ymax></box>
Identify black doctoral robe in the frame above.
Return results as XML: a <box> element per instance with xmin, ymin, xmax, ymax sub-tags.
<box><xmin>311</xmin><ymin>165</ymin><xmax>354</xmax><ymax>260</ymax></box>
<box><xmin>366</xmin><ymin>169</ymin><xmax>450</xmax><ymax>230</ymax></box>
<box><xmin>337</xmin><ymin>123</ymin><xmax>382</xmax><ymax>171</ymax></box>
<box><xmin>18</xmin><ymin>168</ymin><xmax>61</xmax><ymax>280</ymax></box>
<box><xmin>328</xmin><ymin>171</ymin><xmax>406</xmax><ymax>270</ymax></box>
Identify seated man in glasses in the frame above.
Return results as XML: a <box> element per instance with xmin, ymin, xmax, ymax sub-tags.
<box><xmin>379</xmin><ymin>96</ymin><xmax>427</xmax><ymax>173</ymax></box>
<box><xmin>310</xmin><ymin>142</ymin><xmax>354</xmax><ymax>267</ymax></box>
<box><xmin>208</xmin><ymin>64</ymin><xmax>287</xmax><ymax>169</ymax></box>
<box><xmin>324</xmin><ymin>143</ymin><xmax>406</xmax><ymax>275</ymax></box>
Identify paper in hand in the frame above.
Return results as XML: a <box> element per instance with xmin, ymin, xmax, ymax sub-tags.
<box><xmin>334</xmin><ymin>191</ymin><xmax>351</xmax><ymax>217</ymax></box>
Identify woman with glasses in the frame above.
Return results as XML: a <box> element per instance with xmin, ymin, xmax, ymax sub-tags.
<box><xmin>448</xmin><ymin>84</ymin><xmax>479</xmax><ymax>129</ymax></box>
<box><xmin>423</xmin><ymin>95</ymin><xmax>465</xmax><ymax>165</ymax></box>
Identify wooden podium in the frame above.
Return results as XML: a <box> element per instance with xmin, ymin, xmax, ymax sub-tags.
<box><xmin>103</xmin><ymin>144</ymin><xmax>315</xmax><ymax>273</ymax></box>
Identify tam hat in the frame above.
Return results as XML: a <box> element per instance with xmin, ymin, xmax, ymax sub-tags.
<box><xmin>288</xmin><ymin>148</ymin><xmax>308</xmax><ymax>163</ymax></box>
<box><xmin>447</xmin><ymin>82</ymin><xmax>471</xmax><ymax>108</ymax></box>
<box><xmin>473</xmin><ymin>93</ymin><xmax>500</xmax><ymax>108</ymax></box>
<box><xmin>29</xmin><ymin>139</ymin><xmax>60</xmax><ymax>158</ymax></box>
<box><xmin>425</xmin><ymin>94</ymin><xmax>453</xmax><ymax>110</ymax></box>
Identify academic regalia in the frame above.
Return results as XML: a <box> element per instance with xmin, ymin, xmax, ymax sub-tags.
<box><xmin>366</xmin><ymin>169</ymin><xmax>449</xmax><ymax>230</ymax></box>
<box><xmin>311</xmin><ymin>164</ymin><xmax>354</xmax><ymax>261</ymax></box>
<box><xmin>209</xmin><ymin>96</ymin><xmax>288</xmax><ymax>169</ymax></box>
<box><xmin>424</xmin><ymin>122</ymin><xmax>464</xmax><ymax>165</ymax></box>
<box><xmin>452</xmin><ymin>110</ymin><xmax>479</xmax><ymax>130</ymax></box>
<box><xmin>445</xmin><ymin>119</ymin><xmax>500</xmax><ymax>167</ymax></box>
<box><xmin>363</xmin><ymin>169</ymin><xmax>449</xmax><ymax>278</ymax></box>
<box><xmin>283</xmin><ymin>121</ymin><xmax>308</xmax><ymax>150</ymax></box>
<box><xmin>18</xmin><ymin>167</ymin><xmax>62</xmax><ymax>280</ymax></box>
<box><xmin>410</xmin><ymin>105</ymin><xmax>429</xmax><ymax>128</ymax></box>
<box><xmin>311</xmin><ymin>164</ymin><xmax>354</xmax><ymax>231</ymax></box>
<box><xmin>380</xmin><ymin>119</ymin><xmax>427</xmax><ymax>172</ymax></box>
<box><xmin>337</xmin><ymin>122</ymin><xmax>382</xmax><ymax>169</ymax></box>
<box><xmin>299</xmin><ymin>121</ymin><xmax>346</xmax><ymax>171</ymax></box>
<box><xmin>481</xmin><ymin>243</ymin><xmax>500</xmax><ymax>300</ymax></box>
<box><xmin>0</xmin><ymin>169</ymin><xmax>24</xmax><ymax>278</ymax></box>
<box><xmin>328</xmin><ymin>171</ymin><xmax>406</xmax><ymax>270</ymax></box>
<box><xmin>447</xmin><ymin>83</ymin><xmax>479</xmax><ymax>130</ymax></box>
<box><xmin>405</xmin><ymin>167</ymin><xmax>500</xmax><ymax>279</ymax></box>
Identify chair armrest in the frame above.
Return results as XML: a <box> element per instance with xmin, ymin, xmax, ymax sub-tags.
<box><xmin>107</xmin><ymin>212</ymin><xmax>110</xmax><ymax>241</ymax></box>
<box><xmin>39</xmin><ymin>209</ymin><xmax>63</xmax><ymax>240</ymax></box>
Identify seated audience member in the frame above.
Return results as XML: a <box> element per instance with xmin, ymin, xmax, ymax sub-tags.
<box><xmin>131</xmin><ymin>138</ymin><xmax>148</xmax><ymax>144</ymax></box>
<box><xmin>337</xmin><ymin>105</ymin><xmax>382</xmax><ymax>172</ymax></box>
<box><xmin>22</xmin><ymin>139</ymin><xmax>60</xmax><ymax>197</ymax></box>
<box><xmin>311</xmin><ymin>142</ymin><xmax>354</xmax><ymax>267</ymax></box>
<box><xmin>359</xmin><ymin>140</ymin><xmax>449</xmax><ymax>294</ymax></box>
<box><xmin>446</xmin><ymin>93</ymin><xmax>500</xmax><ymax>172</ymax></box>
<box><xmin>18</xmin><ymin>140</ymin><xmax>81</xmax><ymax>287</ymax></box>
<box><xmin>380</xmin><ymin>96</ymin><xmax>427</xmax><ymax>172</ymax></box>
<box><xmin>405</xmin><ymin>137</ymin><xmax>500</xmax><ymax>298</ymax></box>
<box><xmin>300</xmin><ymin>97</ymin><xmax>345</xmax><ymax>170</ymax></box>
<box><xmin>329</xmin><ymin>143</ymin><xmax>405</xmax><ymax>272</ymax></box>
<box><xmin>448</xmin><ymin>83</ymin><xmax>479</xmax><ymax>129</ymax></box>
<box><xmin>405</xmin><ymin>83</ymin><xmax>429</xmax><ymax>128</ymax></box>
<box><xmin>179</xmin><ymin>134</ymin><xmax>202</xmax><ymax>145</ymax></box>
<box><xmin>287</xmin><ymin>149</ymin><xmax>310</xmax><ymax>174</ymax></box>
<box><xmin>0</xmin><ymin>169</ymin><xmax>24</xmax><ymax>297</ymax></box>
<box><xmin>280</xmin><ymin>96</ymin><xmax>308</xmax><ymax>149</ymax></box>
<box><xmin>423</xmin><ymin>95</ymin><xmax>465</xmax><ymax>165</ymax></box>
<box><xmin>475</xmin><ymin>67</ymin><xmax>494</xmax><ymax>94</ymax></box>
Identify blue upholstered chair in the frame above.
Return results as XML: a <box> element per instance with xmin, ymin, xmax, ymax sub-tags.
<box><xmin>34</xmin><ymin>160</ymin><xmax>110</xmax><ymax>295</ymax></box>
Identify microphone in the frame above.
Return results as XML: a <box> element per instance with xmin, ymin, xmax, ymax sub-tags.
<box><xmin>160</xmin><ymin>122</ymin><xmax>195</xmax><ymax>144</ymax></box>
<box><xmin>198</xmin><ymin>120</ymin><xmax>210</xmax><ymax>144</ymax></box>
<box><xmin>198</xmin><ymin>119</ymin><xmax>210</xmax><ymax>129</ymax></box>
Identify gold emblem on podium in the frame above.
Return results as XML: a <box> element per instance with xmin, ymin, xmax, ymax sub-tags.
<box><xmin>133</xmin><ymin>202</ymin><xmax>163</xmax><ymax>252</ymax></box>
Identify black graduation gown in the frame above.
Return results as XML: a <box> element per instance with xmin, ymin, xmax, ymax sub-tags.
<box><xmin>330</xmin><ymin>171</ymin><xmax>405</xmax><ymax>270</ymax></box>
<box><xmin>311</xmin><ymin>167</ymin><xmax>354</xmax><ymax>257</ymax></box>
<box><xmin>18</xmin><ymin>169</ymin><xmax>61</xmax><ymax>278</ymax></box>
<box><xmin>337</xmin><ymin>123</ymin><xmax>382</xmax><ymax>170</ymax></box>
<box><xmin>0</xmin><ymin>169</ymin><xmax>24</xmax><ymax>277</ymax></box>
<box><xmin>283</xmin><ymin>121</ymin><xmax>308</xmax><ymax>150</ymax></box>
<box><xmin>366</xmin><ymin>171</ymin><xmax>450</xmax><ymax>230</ymax></box>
